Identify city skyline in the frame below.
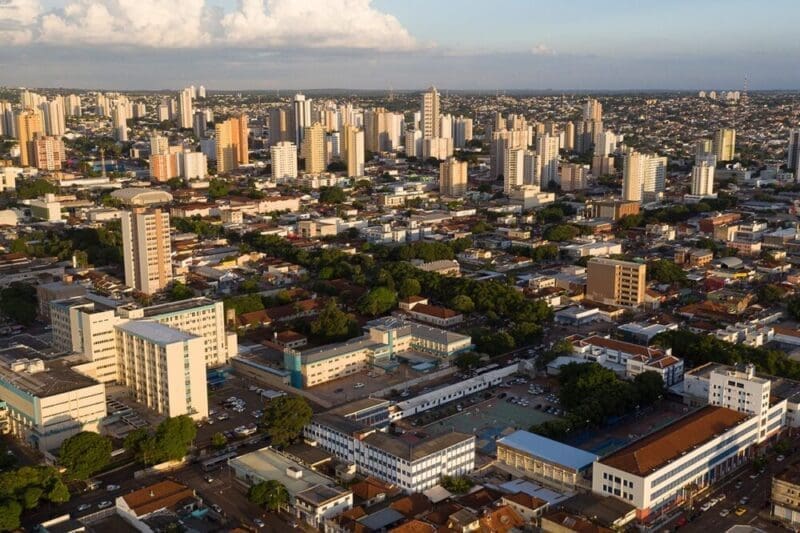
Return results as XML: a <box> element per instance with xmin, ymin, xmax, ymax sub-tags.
<box><xmin>1</xmin><ymin>0</ymin><xmax>799</xmax><ymax>90</ymax></box>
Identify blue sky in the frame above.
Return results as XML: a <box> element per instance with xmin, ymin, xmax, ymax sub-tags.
<box><xmin>2</xmin><ymin>0</ymin><xmax>799</xmax><ymax>90</ymax></box>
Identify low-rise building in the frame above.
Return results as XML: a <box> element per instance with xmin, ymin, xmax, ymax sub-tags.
<box><xmin>570</xmin><ymin>335</ymin><xmax>684</xmax><ymax>386</ymax></box>
<box><xmin>772</xmin><ymin>464</ymin><xmax>800</xmax><ymax>526</ymax></box>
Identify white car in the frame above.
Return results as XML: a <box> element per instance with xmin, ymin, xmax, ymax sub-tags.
<box><xmin>701</xmin><ymin>502</ymin><xmax>712</xmax><ymax>512</ymax></box>
<box><xmin>777</xmin><ymin>455</ymin><xmax>785</xmax><ymax>462</ymax></box>
<box><xmin>719</xmin><ymin>509</ymin><xmax>730</xmax><ymax>517</ymax></box>
<box><xmin>77</xmin><ymin>503</ymin><xmax>92</xmax><ymax>512</ymax></box>
<box><xmin>106</xmin><ymin>484</ymin><xmax>120</xmax><ymax>492</ymax></box>
<box><xmin>353</xmin><ymin>382</ymin><xmax>365</xmax><ymax>389</ymax></box>
<box><xmin>97</xmin><ymin>501</ymin><xmax>113</xmax><ymax>509</ymax></box>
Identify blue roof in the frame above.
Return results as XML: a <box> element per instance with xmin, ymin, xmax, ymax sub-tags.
<box><xmin>497</xmin><ymin>430</ymin><xmax>598</xmax><ymax>471</ymax></box>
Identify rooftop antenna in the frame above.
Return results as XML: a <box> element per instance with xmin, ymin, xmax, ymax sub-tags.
<box><xmin>741</xmin><ymin>74</ymin><xmax>749</xmax><ymax>107</ymax></box>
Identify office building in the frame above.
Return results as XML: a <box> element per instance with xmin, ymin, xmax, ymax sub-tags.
<box><xmin>503</xmin><ymin>147</ymin><xmax>526</xmax><ymax>193</ymax></box>
<box><xmin>270</xmin><ymin>141</ymin><xmax>298</xmax><ymax>183</ymax></box>
<box><xmin>121</xmin><ymin>208</ymin><xmax>173</xmax><ymax>295</ymax></box>
<box><xmin>788</xmin><ymin>129</ymin><xmax>800</xmax><ymax>180</ymax></box>
<box><xmin>439</xmin><ymin>157</ymin><xmax>468</xmax><ymax>196</ymax></box>
<box><xmin>215</xmin><ymin>115</ymin><xmax>249</xmax><ymax>173</ymax></box>
<box><xmin>178</xmin><ymin>87</ymin><xmax>193</xmax><ymax>129</ymax></box>
<box><xmin>691</xmin><ymin>160</ymin><xmax>715</xmax><ymax>196</ymax></box>
<box><xmin>301</xmin><ymin>122</ymin><xmax>325</xmax><ymax>174</ymax></box>
<box><xmin>713</xmin><ymin>128</ymin><xmax>736</xmax><ymax>161</ymax></box>
<box><xmin>592</xmin><ymin>405</ymin><xmax>757</xmax><ymax>520</ymax></box>
<box><xmin>293</xmin><ymin>94</ymin><xmax>312</xmax><ymax>145</ymax></box>
<box><xmin>115</xmin><ymin>321</ymin><xmax>207</xmax><ymax>420</ymax></box>
<box><xmin>586</xmin><ymin>257</ymin><xmax>647</xmax><ymax>307</ymax></box>
<box><xmin>344</xmin><ymin>126</ymin><xmax>365</xmax><ymax>177</ymax></box>
<box><xmin>420</xmin><ymin>87</ymin><xmax>440</xmax><ymax>139</ymax></box>
<box><xmin>15</xmin><ymin>109</ymin><xmax>43</xmax><ymax>167</ymax></box>
<box><xmin>0</xmin><ymin>355</ymin><xmax>106</xmax><ymax>452</ymax></box>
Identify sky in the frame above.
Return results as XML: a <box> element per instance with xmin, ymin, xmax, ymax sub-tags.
<box><xmin>0</xmin><ymin>0</ymin><xmax>799</xmax><ymax>91</ymax></box>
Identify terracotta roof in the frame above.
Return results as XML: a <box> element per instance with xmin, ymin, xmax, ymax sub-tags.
<box><xmin>478</xmin><ymin>505</ymin><xmax>524</xmax><ymax>532</ymax></box>
<box><xmin>502</xmin><ymin>491</ymin><xmax>548</xmax><ymax>510</ymax></box>
<box><xmin>238</xmin><ymin>309</ymin><xmax>271</xmax><ymax>327</ymax></box>
<box><xmin>542</xmin><ymin>511</ymin><xmax>612</xmax><ymax>532</ymax></box>
<box><xmin>121</xmin><ymin>480</ymin><xmax>195</xmax><ymax>517</ymax></box>
<box><xmin>389</xmin><ymin>519</ymin><xmax>436</xmax><ymax>533</ymax></box>
<box><xmin>410</xmin><ymin>303</ymin><xmax>461</xmax><ymax>320</ymax></box>
<box><xmin>575</xmin><ymin>335</ymin><xmax>664</xmax><ymax>358</ymax></box>
<box><xmin>774</xmin><ymin>326</ymin><xmax>800</xmax><ymax>339</ymax></box>
<box><xmin>600</xmin><ymin>406</ymin><xmax>748</xmax><ymax>476</ymax></box>
<box><xmin>275</xmin><ymin>330</ymin><xmax>307</xmax><ymax>342</ymax></box>
<box><xmin>456</xmin><ymin>487</ymin><xmax>502</xmax><ymax>509</ymax></box>
<box><xmin>391</xmin><ymin>493</ymin><xmax>433</xmax><ymax>518</ymax></box>
<box><xmin>350</xmin><ymin>477</ymin><xmax>397</xmax><ymax>501</ymax></box>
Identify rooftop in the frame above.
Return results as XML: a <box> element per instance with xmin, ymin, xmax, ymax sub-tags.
<box><xmin>141</xmin><ymin>297</ymin><xmax>216</xmax><ymax>317</ymax></box>
<box><xmin>121</xmin><ymin>480</ymin><xmax>195</xmax><ymax>517</ymax></box>
<box><xmin>362</xmin><ymin>430</ymin><xmax>473</xmax><ymax>462</ymax></box>
<box><xmin>497</xmin><ymin>430</ymin><xmax>598</xmax><ymax>471</ymax></box>
<box><xmin>116</xmin><ymin>321</ymin><xmax>198</xmax><ymax>345</ymax></box>
<box><xmin>0</xmin><ymin>348</ymin><xmax>99</xmax><ymax>397</ymax></box>
<box><xmin>600</xmin><ymin>406</ymin><xmax>749</xmax><ymax>477</ymax></box>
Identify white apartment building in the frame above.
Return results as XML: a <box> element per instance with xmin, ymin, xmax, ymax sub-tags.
<box><xmin>305</xmin><ymin>412</ymin><xmax>474</xmax><ymax>492</ymax></box>
<box><xmin>271</xmin><ymin>141</ymin><xmax>298</xmax><ymax>183</ymax></box>
<box><xmin>0</xmin><ymin>354</ymin><xmax>106</xmax><ymax>452</ymax></box>
<box><xmin>115</xmin><ymin>321</ymin><xmax>208</xmax><ymax>420</ymax></box>
<box><xmin>691</xmin><ymin>160</ymin><xmax>715</xmax><ymax>196</ymax></box>
<box><xmin>121</xmin><ymin>207</ymin><xmax>173</xmax><ymax>295</ymax></box>
<box><xmin>181</xmin><ymin>151</ymin><xmax>207</xmax><ymax>180</ymax></box>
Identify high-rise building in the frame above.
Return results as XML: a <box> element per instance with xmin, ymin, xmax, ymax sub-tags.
<box><xmin>420</xmin><ymin>87</ymin><xmax>440</xmax><ymax>139</ymax></box>
<box><xmin>586</xmin><ymin>257</ymin><xmax>647</xmax><ymax>307</ymax></box>
<box><xmin>150</xmin><ymin>134</ymin><xmax>169</xmax><ymax>156</ymax></box>
<box><xmin>344</xmin><ymin>126</ymin><xmax>365</xmax><ymax>177</ymax></box>
<box><xmin>215</xmin><ymin>115</ymin><xmax>249</xmax><ymax>173</ymax></box>
<box><xmin>439</xmin><ymin>157</ymin><xmax>468</xmax><ymax>197</ymax></box>
<box><xmin>453</xmin><ymin>116</ymin><xmax>473</xmax><ymax>148</ymax></box>
<box><xmin>422</xmin><ymin>137</ymin><xmax>453</xmax><ymax>160</ymax></box>
<box><xmin>0</xmin><ymin>102</ymin><xmax>14</xmax><ymax>137</ymax></box>
<box><xmin>594</xmin><ymin>130</ymin><xmax>617</xmax><ymax>157</ymax></box>
<box><xmin>713</xmin><ymin>128</ymin><xmax>736</xmax><ymax>161</ymax></box>
<box><xmin>271</xmin><ymin>141</ymin><xmax>298</xmax><ymax>183</ymax></box>
<box><xmin>293</xmin><ymin>94</ymin><xmax>312</xmax><ymax>145</ymax></box>
<box><xmin>41</xmin><ymin>99</ymin><xmax>65</xmax><ymax>137</ymax></box>
<box><xmin>112</xmin><ymin>103</ymin><xmax>128</xmax><ymax>141</ymax></box>
<box><xmin>115</xmin><ymin>321</ymin><xmax>207</xmax><ymax>420</ymax></box>
<box><xmin>523</xmin><ymin>151</ymin><xmax>541</xmax><ymax>187</ymax></box>
<box><xmin>642</xmin><ymin>155</ymin><xmax>667</xmax><ymax>196</ymax></box>
<box><xmin>563</xmin><ymin>121</ymin><xmax>575</xmax><ymax>151</ymax></box>
<box><xmin>150</xmin><ymin>151</ymin><xmax>181</xmax><ymax>182</ymax></box>
<box><xmin>503</xmin><ymin>147</ymin><xmax>526</xmax><ymax>193</ymax></box>
<box><xmin>691</xmin><ymin>160</ymin><xmax>715</xmax><ymax>196</ymax></box>
<box><xmin>198</xmin><ymin>85</ymin><xmax>206</xmax><ymax>99</ymax></box>
<box><xmin>33</xmin><ymin>136</ymin><xmax>66</xmax><ymax>171</ymax></box>
<box><xmin>325</xmin><ymin>131</ymin><xmax>341</xmax><ymax>163</ymax></box>
<box><xmin>404</xmin><ymin>129</ymin><xmax>423</xmax><ymax>158</ymax></box>
<box><xmin>560</xmin><ymin>163</ymin><xmax>587</xmax><ymax>191</ymax></box>
<box><xmin>490</xmin><ymin>126</ymin><xmax>528</xmax><ymax>179</ymax></box>
<box><xmin>157</xmin><ymin>103</ymin><xmax>170</xmax><ymax>123</ymax></box>
<box><xmin>193</xmin><ymin>110</ymin><xmax>207</xmax><ymax>138</ymax></box>
<box><xmin>268</xmin><ymin>107</ymin><xmax>292</xmax><ymax>147</ymax></box>
<box><xmin>583</xmin><ymin>98</ymin><xmax>603</xmax><ymax>122</ymax></box>
<box><xmin>121</xmin><ymin>208</ymin><xmax>173</xmax><ymax>295</ymax></box>
<box><xmin>15</xmin><ymin>109</ymin><xmax>43</xmax><ymax>167</ymax></box>
<box><xmin>181</xmin><ymin>151</ymin><xmax>207</xmax><ymax>180</ymax></box>
<box><xmin>622</xmin><ymin>151</ymin><xmax>666</xmax><ymax>201</ymax></box>
<box><xmin>787</xmin><ymin>129</ymin><xmax>800</xmax><ymax>180</ymax></box>
<box><xmin>439</xmin><ymin>114</ymin><xmax>453</xmax><ymax>139</ymax></box>
<box><xmin>537</xmin><ymin>133</ymin><xmax>560</xmax><ymax>187</ymax></box>
<box><xmin>178</xmin><ymin>87</ymin><xmax>193</xmax><ymax>129</ymax></box>
<box><xmin>301</xmin><ymin>122</ymin><xmax>325</xmax><ymax>174</ymax></box>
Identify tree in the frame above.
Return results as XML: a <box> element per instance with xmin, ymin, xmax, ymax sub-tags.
<box><xmin>633</xmin><ymin>371</ymin><xmax>664</xmax><ymax>405</ymax></box>
<box><xmin>318</xmin><ymin>186</ymin><xmax>346</xmax><ymax>204</ymax></box>
<box><xmin>22</xmin><ymin>487</ymin><xmax>42</xmax><ymax>510</ymax></box>
<box><xmin>47</xmin><ymin>479</ymin><xmax>70</xmax><ymax>504</ymax></box>
<box><xmin>0</xmin><ymin>283</ymin><xmax>37</xmax><ymax>326</ymax></box>
<box><xmin>155</xmin><ymin>415</ymin><xmax>197</xmax><ymax>461</ymax></box>
<box><xmin>15</xmin><ymin>178</ymin><xmax>57</xmax><ymax>199</ymax></box>
<box><xmin>450</xmin><ymin>294</ymin><xmax>475</xmax><ymax>313</ymax></box>
<box><xmin>167</xmin><ymin>281</ymin><xmax>193</xmax><ymax>301</ymax></box>
<box><xmin>59</xmin><ymin>432</ymin><xmax>112</xmax><ymax>480</ymax></box>
<box><xmin>248</xmin><ymin>480</ymin><xmax>289</xmax><ymax>511</ymax></box>
<box><xmin>440</xmin><ymin>475</ymin><xmax>473</xmax><ymax>494</ymax></box>
<box><xmin>0</xmin><ymin>500</ymin><xmax>21</xmax><ymax>532</ymax></box>
<box><xmin>358</xmin><ymin>287</ymin><xmax>397</xmax><ymax>316</ymax></box>
<box><xmin>647</xmin><ymin>259</ymin><xmax>687</xmax><ymax>284</ymax></box>
<box><xmin>124</xmin><ymin>429</ymin><xmax>160</xmax><ymax>465</ymax></box>
<box><xmin>788</xmin><ymin>296</ymin><xmax>800</xmax><ymax>321</ymax></box>
<box><xmin>397</xmin><ymin>278</ymin><xmax>421</xmax><ymax>299</ymax></box>
<box><xmin>211</xmin><ymin>432</ymin><xmax>227</xmax><ymax>450</ymax></box>
<box><xmin>757</xmin><ymin>284</ymin><xmax>786</xmax><ymax>306</ymax></box>
<box><xmin>261</xmin><ymin>396</ymin><xmax>312</xmax><ymax>448</ymax></box>
<box><xmin>310</xmin><ymin>300</ymin><xmax>358</xmax><ymax>342</ymax></box>
<box><xmin>543</xmin><ymin>224</ymin><xmax>580</xmax><ymax>242</ymax></box>
<box><xmin>208</xmin><ymin>178</ymin><xmax>232</xmax><ymax>198</ymax></box>
<box><xmin>454</xmin><ymin>352</ymin><xmax>481</xmax><ymax>370</ymax></box>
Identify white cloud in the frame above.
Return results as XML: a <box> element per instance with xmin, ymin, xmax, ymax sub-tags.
<box><xmin>0</xmin><ymin>0</ymin><xmax>41</xmax><ymax>44</ymax></box>
<box><xmin>220</xmin><ymin>0</ymin><xmax>417</xmax><ymax>50</ymax></box>
<box><xmin>0</xmin><ymin>0</ymin><xmax>417</xmax><ymax>50</ymax></box>
<box><xmin>531</xmin><ymin>43</ymin><xmax>556</xmax><ymax>56</ymax></box>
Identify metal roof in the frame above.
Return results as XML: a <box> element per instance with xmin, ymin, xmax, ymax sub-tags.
<box><xmin>497</xmin><ymin>430</ymin><xmax>598</xmax><ymax>472</ymax></box>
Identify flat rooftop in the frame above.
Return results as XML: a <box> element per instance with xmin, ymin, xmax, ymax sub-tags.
<box><xmin>497</xmin><ymin>430</ymin><xmax>598</xmax><ymax>471</ymax></box>
<box><xmin>0</xmin><ymin>348</ymin><xmax>98</xmax><ymax>397</ymax></box>
<box><xmin>116</xmin><ymin>321</ymin><xmax>198</xmax><ymax>345</ymax></box>
<box><xmin>141</xmin><ymin>297</ymin><xmax>216</xmax><ymax>317</ymax></box>
<box><xmin>600</xmin><ymin>406</ymin><xmax>749</xmax><ymax>477</ymax></box>
<box><xmin>362</xmin><ymin>430</ymin><xmax>473</xmax><ymax>462</ymax></box>
<box><xmin>230</xmin><ymin>447</ymin><xmax>344</xmax><ymax>498</ymax></box>
<box><xmin>327</xmin><ymin>397</ymin><xmax>392</xmax><ymax>418</ymax></box>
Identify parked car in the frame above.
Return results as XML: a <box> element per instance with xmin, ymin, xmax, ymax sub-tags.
<box><xmin>97</xmin><ymin>501</ymin><xmax>113</xmax><ymax>509</ymax></box>
<box><xmin>353</xmin><ymin>382</ymin><xmax>365</xmax><ymax>389</ymax></box>
<box><xmin>211</xmin><ymin>504</ymin><xmax>223</xmax><ymax>513</ymax></box>
<box><xmin>719</xmin><ymin>509</ymin><xmax>730</xmax><ymax>517</ymax></box>
<box><xmin>254</xmin><ymin>518</ymin><xmax>265</xmax><ymax>528</ymax></box>
<box><xmin>106</xmin><ymin>484</ymin><xmax>120</xmax><ymax>492</ymax></box>
<box><xmin>735</xmin><ymin>506</ymin><xmax>747</xmax><ymax>516</ymax></box>
<box><xmin>77</xmin><ymin>504</ymin><xmax>92</xmax><ymax>512</ymax></box>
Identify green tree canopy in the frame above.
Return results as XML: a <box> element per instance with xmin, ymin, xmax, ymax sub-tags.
<box><xmin>450</xmin><ymin>294</ymin><xmax>475</xmax><ymax>313</ymax></box>
<box><xmin>318</xmin><ymin>186</ymin><xmax>347</xmax><ymax>204</ymax></box>
<box><xmin>248</xmin><ymin>480</ymin><xmax>289</xmax><ymax>511</ymax></box>
<box><xmin>211</xmin><ymin>432</ymin><xmax>227</xmax><ymax>450</ymax></box>
<box><xmin>543</xmin><ymin>224</ymin><xmax>580</xmax><ymax>242</ymax></box>
<box><xmin>358</xmin><ymin>287</ymin><xmax>397</xmax><ymax>316</ymax></box>
<box><xmin>647</xmin><ymin>259</ymin><xmax>687</xmax><ymax>284</ymax></box>
<box><xmin>156</xmin><ymin>415</ymin><xmax>197</xmax><ymax>461</ymax></box>
<box><xmin>310</xmin><ymin>300</ymin><xmax>358</xmax><ymax>342</ymax></box>
<box><xmin>0</xmin><ymin>500</ymin><xmax>21</xmax><ymax>532</ymax></box>
<box><xmin>440</xmin><ymin>475</ymin><xmax>473</xmax><ymax>494</ymax></box>
<box><xmin>261</xmin><ymin>396</ymin><xmax>312</xmax><ymax>448</ymax></box>
<box><xmin>59</xmin><ymin>432</ymin><xmax>112</xmax><ymax>480</ymax></box>
<box><xmin>757</xmin><ymin>284</ymin><xmax>786</xmax><ymax>306</ymax></box>
<box><xmin>397</xmin><ymin>278</ymin><xmax>422</xmax><ymax>299</ymax></box>
<box><xmin>167</xmin><ymin>281</ymin><xmax>194</xmax><ymax>301</ymax></box>
<box><xmin>0</xmin><ymin>283</ymin><xmax>37</xmax><ymax>326</ymax></box>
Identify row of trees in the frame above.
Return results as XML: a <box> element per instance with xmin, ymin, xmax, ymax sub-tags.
<box><xmin>124</xmin><ymin>415</ymin><xmax>197</xmax><ymax>465</ymax></box>
<box><xmin>0</xmin><ymin>466</ymin><xmax>70</xmax><ymax>531</ymax></box>
<box><xmin>532</xmin><ymin>363</ymin><xmax>664</xmax><ymax>440</ymax></box>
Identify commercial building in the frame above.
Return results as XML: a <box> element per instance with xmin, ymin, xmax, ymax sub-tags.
<box><xmin>496</xmin><ymin>430</ymin><xmax>598</xmax><ymax>490</ymax></box>
<box><xmin>121</xmin><ymin>207</ymin><xmax>173</xmax><ymax>295</ymax></box>
<box><xmin>0</xmin><ymin>353</ymin><xmax>106</xmax><ymax>452</ymax></box>
<box><xmin>230</xmin><ymin>446</ymin><xmax>352</xmax><ymax>529</ymax></box>
<box><xmin>593</xmin><ymin>406</ymin><xmax>756</xmax><ymax>520</ymax></box>
<box><xmin>115</xmin><ymin>320</ymin><xmax>208</xmax><ymax>420</ymax></box>
<box><xmin>215</xmin><ymin>115</ymin><xmax>249</xmax><ymax>173</ymax></box>
<box><xmin>439</xmin><ymin>157</ymin><xmax>467</xmax><ymax>196</ymax></box>
<box><xmin>284</xmin><ymin>317</ymin><xmax>472</xmax><ymax>388</ymax></box>
<box><xmin>772</xmin><ymin>465</ymin><xmax>800</xmax><ymax>526</ymax></box>
<box><xmin>36</xmin><ymin>280</ymin><xmax>87</xmax><ymax>321</ymax></box>
<box><xmin>305</xmin><ymin>412</ymin><xmax>474</xmax><ymax>492</ymax></box>
<box><xmin>586</xmin><ymin>258</ymin><xmax>647</xmax><ymax>307</ymax></box>
<box><xmin>591</xmin><ymin>200</ymin><xmax>639</xmax><ymax>221</ymax></box>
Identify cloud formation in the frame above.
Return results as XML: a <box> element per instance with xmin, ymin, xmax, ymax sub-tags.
<box><xmin>0</xmin><ymin>0</ymin><xmax>417</xmax><ymax>50</ymax></box>
<box><xmin>531</xmin><ymin>43</ymin><xmax>556</xmax><ymax>56</ymax></box>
